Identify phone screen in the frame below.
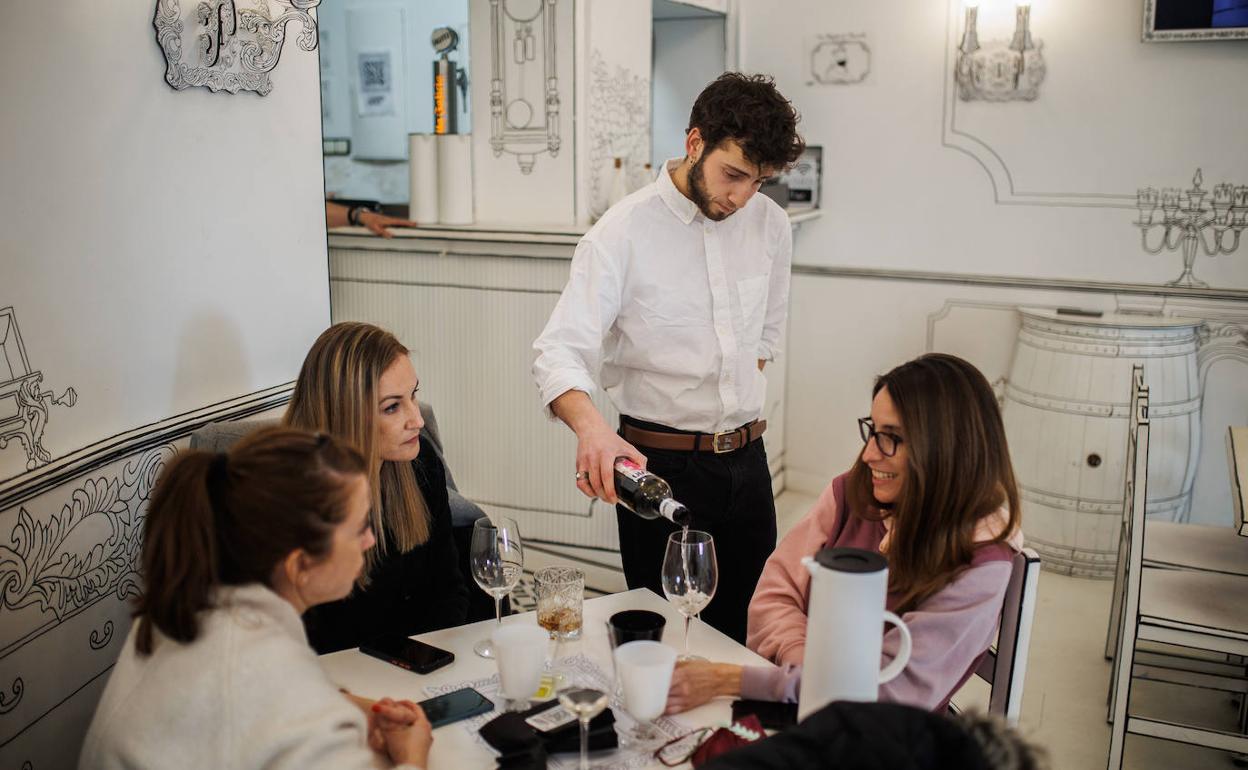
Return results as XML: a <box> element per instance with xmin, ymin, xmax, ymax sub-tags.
<box><xmin>417</xmin><ymin>687</ymin><xmax>494</xmax><ymax>728</ymax></box>
<box><xmin>360</xmin><ymin>636</ymin><xmax>454</xmax><ymax>674</ymax></box>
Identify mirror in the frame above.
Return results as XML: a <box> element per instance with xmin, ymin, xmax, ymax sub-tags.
<box><xmin>319</xmin><ymin>0</ymin><xmax>471</xmax><ymax>208</ymax></box>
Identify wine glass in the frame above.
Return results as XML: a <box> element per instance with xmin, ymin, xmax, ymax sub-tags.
<box><xmin>470</xmin><ymin>516</ymin><xmax>523</xmax><ymax>658</ymax></box>
<box><xmin>660</xmin><ymin>529</ymin><xmax>717</xmax><ymax>661</ymax></box>
<box><xmin>555</xmin><ymin>667</ymin><xmax>609</xmax><ymax>770</ymax></box>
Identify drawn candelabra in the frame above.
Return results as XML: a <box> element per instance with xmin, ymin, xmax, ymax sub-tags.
<box><xmin>1136</xmin><ymin>168</ymin><xmax>1247</xmax><ymax>288</ymax></box>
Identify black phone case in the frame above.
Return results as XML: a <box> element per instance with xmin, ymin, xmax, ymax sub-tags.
<box><xmin>731</xmin><ymin>698</ymin><xmax>797</xmax><ymax>730</ymax></box>
<box><xmin>359</xmin><ymin>643</ymin><xmax>454</xmax><ymax>674</ymax></box>
<box><xmin>420</xmin><ymin>689</ymin><xmax>494</xmax><ymax>728</ymax></box>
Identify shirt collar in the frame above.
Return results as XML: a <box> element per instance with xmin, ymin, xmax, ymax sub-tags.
<box><xmin>657</xmin><ymin>157</ymin><xmax>701</xmax><ymax>226</ymax></box>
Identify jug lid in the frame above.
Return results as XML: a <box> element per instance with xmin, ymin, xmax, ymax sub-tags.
<box><xmin>813</xmin><ymin>546</ymin><xmax>887</xmax><ymax>573</ymax></box>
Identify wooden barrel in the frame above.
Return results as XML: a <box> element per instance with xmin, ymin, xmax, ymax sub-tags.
<box><xmin>1003</xmin><ymin>309</ymin><xmax>1202</xmax><ymax>578</ymax></box>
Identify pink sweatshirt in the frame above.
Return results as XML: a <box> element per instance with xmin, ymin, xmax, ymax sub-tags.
<box><xmin>742</xmin><ymin>473</ymin><xmax>1023</xmax><ymax>711</ymax></box>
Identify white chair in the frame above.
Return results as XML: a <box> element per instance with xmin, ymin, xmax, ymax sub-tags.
<box><xmin>950</xmin><ymin>547</ymin><xmax>1041</xmax><ymax>726</ymax></box>
<box><xmin>1106</xmin><ymin>367</ymin><xmax>1248</xmax><ymax>769</ymax></box>
<box><xmin>1106</xmin><ymin>451</ymin><xmax>1248</xmax><ymax>661</ymax></box>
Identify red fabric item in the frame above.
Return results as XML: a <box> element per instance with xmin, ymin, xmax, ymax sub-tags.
<box><xmin>691</xmin><ymin>715</ymin><xmax>765</xmax><ymax>767</ymax></box>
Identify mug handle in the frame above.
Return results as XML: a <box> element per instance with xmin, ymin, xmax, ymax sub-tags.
<box><xmin>877</xmin><ymin>610</ymin><xmax>912</xmax><ymax>685</ymax></box>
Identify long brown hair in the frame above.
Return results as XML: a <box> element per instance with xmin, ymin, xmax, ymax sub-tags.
<box><xmin>134</xmin><ymin>427</ymin><xmax>366</xmax><ymax>655</ymax></box>
<box><xmin>846</xmin><ymin>353</ymin><xmax>1021</xmax><ymax>613</ymax></box>
<box><xmin>283</xmin><ymin>322</ymin><xmax>430</xmax><ymax>580</ymax></box>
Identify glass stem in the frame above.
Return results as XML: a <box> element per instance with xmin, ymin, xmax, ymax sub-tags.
<box><xmin>494</xmin><ymin>595</ymin><xmax>502</xmax><ymax>626</ymax></box>
<box><xmin>579</xmin><ymin>718</ymin><xmax>590</xmax><ymax>770</ymax></box>
<box><xmin>683</xmin><ymin>614</ymin><xmax>692</xmax><ymax>656</ymax></box>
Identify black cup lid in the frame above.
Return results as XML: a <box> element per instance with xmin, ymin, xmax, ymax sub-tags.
<box><xmin>609</xmin><ymin>610</ymin><xmax>666</xmax><ymax>630</ymax></box>
<box><xmin>813</xmin><ymin>546</ymin><xmax>887</xmax><ymax>574</ymax></box>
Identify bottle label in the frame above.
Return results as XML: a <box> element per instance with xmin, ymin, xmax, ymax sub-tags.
<box><xmin>614</xmin><ymin>458</ymin><xmax>648</xmax><ymax>483</ymax></box>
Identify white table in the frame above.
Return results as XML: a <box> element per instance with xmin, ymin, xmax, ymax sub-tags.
<box><xmin>320</xmin><ymin>589</ymin><xmax>774</xmax><ymax>769</ymax></box>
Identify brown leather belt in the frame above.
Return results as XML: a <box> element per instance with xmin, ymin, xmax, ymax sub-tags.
<box><xmin>621</xmin><ymin>420</ymin><xmax>767</xmax><ymax>454</ymax></box>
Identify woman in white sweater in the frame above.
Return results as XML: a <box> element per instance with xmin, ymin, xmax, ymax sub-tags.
<box><xmin>80</xmin><ymin>428</ymin><xmax>432</xmax><ymax>770</ymax></box>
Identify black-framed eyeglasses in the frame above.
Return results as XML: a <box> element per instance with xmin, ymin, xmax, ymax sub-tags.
<box><xmin>858</xmin><ymin>417</ymin><xmax>903</xmax><ymax>457</ymax></box>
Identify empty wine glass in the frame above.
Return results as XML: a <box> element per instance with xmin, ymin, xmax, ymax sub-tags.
<box><xmin>661</xmin><ymin>529</ymin><xmax>717</xmax><ymax>661</ymax></box>
<box><xmin>555</xmin><ymin>666</ymin><xmax>609</xmax><ymax>770</ymax></box>
<box><xmin>471</xmin><ymin>516</ymin><xmax>523</xmax><ymax>659</ymax></box>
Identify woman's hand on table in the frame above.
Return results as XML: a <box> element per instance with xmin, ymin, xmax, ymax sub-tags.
<box><xmin>664</xmin><ymin>661</ymin><xmax>744</xmax><ymax>715</ymax></box>
<box><xmin>371</xmin><ymin>697</ymin><xmax>433</xmax><ymax>768</ymax></box>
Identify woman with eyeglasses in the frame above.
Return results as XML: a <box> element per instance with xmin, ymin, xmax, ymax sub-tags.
<box><xmin>664</xmin><ymin>353</ymin><xmax>1023</xmax><ymax>715</ymax></box>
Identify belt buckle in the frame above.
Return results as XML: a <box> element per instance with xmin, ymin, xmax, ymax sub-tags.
<box><xmin>711</xmin><ymin>429</ymin><xmax>737</xmax><ymax>454</ymax></box>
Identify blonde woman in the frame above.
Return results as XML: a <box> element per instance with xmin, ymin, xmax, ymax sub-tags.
<box><xmin>285</xmin><ymin>322</ymin><xmax>468</xmax><ymax>653</ymax></box>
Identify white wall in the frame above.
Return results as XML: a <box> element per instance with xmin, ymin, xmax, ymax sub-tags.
<box><xmin>739</xmin><ymin>0</ymin><xmax>1248</xmax><ymax>530</ymax></box>
<box><xmin>0</xmin><ymin>2</ymin><xmax>329</xmax><ymax>765</ymax></box>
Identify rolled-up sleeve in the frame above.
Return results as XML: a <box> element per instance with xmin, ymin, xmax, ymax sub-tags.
<box><xmin>532</xmin><ymin>237</ymin><xmax>622</xmax><ymax>416</ymax></box>
<box><xmin>757</xmin><ymin>212</ymin><xmax>791</xmax><ymax>362</ymax></box>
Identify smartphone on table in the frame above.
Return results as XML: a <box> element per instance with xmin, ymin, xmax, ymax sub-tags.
<box><xmin>417</xmin><ymin>687</ymin><xmax>495</xmax><ymax>728</ymax></box>
<box><xmin>359</xmin><ymin>635</ymin><xmax>455</xmax><ymax>675</ymax></box>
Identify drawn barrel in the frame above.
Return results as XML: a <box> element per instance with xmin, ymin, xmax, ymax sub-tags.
<box><xmin>1002</xmin><ymin>308</ymin><xmax>1202</xmax><ymax>578</ymax></box>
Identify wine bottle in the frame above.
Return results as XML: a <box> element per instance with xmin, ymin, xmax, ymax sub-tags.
<box><xmin>614</xmin><ymin>459</ymin><xmax>692</xmax><ymax>526</ymax></box>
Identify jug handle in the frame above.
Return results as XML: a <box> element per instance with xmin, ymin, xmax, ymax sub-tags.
<box><xmin>877</xmin><ymin>610</ymin><xmax>912</xmax><ymax>685</ymax></box>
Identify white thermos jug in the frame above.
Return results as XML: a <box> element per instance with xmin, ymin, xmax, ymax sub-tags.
<box><xmin>797</xmin><ymin>547</ymin><xmax>913</xmax><ymax>721</ymax></box>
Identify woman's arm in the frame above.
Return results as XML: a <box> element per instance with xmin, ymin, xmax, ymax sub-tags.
<box><xmin>878</xmin><ymin>559</ymin><xmax>1013</xmax><ymax>710</ymax></box>
<box><xmin>745</xmin><ymin>477</ymin><xmax>843</xmax><ymax>665</ymax></box>
<box><xmin>411</xmin><ymin>445</ymin><xmax>470</xmax><ymax>630</ymax></box>
<box><xmin>665</xmin><ymin>661</ymin><xmax>804</xmax><ymax>714</ymax></box>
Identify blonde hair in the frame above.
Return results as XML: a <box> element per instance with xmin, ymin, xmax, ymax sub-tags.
<box><xmin>284</xmin><ymin>322</ymin><xmax>430</xmax><ymax>580</ymax></box>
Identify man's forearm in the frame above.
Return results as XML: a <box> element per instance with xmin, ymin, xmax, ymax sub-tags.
<box><xmin>550</xmin><ymin>389</ymin><xmax>610</xmax><ymax>436</ymax></box>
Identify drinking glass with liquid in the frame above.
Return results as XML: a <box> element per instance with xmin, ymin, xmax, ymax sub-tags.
<box><xmin>661</xmin><ymin>529</ymin><xmax>717</xmax><ymax>661</ymax></box>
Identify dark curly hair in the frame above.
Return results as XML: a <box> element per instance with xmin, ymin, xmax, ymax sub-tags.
<box><xmin>687</xmin><ymin>72</ymin><xmax>804</xmax><ymax>170</ymax></box>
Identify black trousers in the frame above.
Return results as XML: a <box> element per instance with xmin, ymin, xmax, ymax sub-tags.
<box><xmin>615</xmin><ymin>417</ymin><xmax>777</xmax><ymax>645</ymax></box>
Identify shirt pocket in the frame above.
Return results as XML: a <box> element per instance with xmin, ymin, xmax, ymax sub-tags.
<box><xmin>737</xmin><ymin>275</ymin><xmax>770</xmax><ymax>349</ymax></box>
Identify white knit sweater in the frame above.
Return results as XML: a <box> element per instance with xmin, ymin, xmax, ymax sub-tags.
<box><xmin>79</xmin><ymin>583</ymin><xmax>419</xmax><ymax>770</ymax></box>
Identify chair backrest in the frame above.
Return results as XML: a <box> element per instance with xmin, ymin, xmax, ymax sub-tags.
<box><xmin>1106</xmin><ymin>366</ymin><xmax>1150</xmax><ymax>718</ymax></box>
<box><xmin>973</xmin><ymin>546</ymin><xmax>1042</xmax><ymax>725</ymax></box>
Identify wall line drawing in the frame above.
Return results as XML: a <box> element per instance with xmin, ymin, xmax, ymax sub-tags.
<box><xmin>153</xmin><ymin>0</ymin><xmax>321</xmax><ymax>96</ymax></box>
<box><xmin>489</xmin><ymin>0</ymin><xmax>562</xmax><ymax>173</ymax></box>
<box><xmin>0</xmin><ymin>308</ymin><xmax>77</xmax><ymax>474</ymax></box>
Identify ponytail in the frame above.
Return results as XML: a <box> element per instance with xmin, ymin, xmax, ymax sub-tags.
<box><xmin>133</xmin><ymin>451</ymin><xmax>221</xmax><ymax>655</ymax></box>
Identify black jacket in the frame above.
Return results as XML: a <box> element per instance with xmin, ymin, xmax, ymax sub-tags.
<box><xmin>303</xmin><ymin>435</ymin><xmax>470</xmax><ymax>653</ymax></box>
<box><xmin>701</xmin><ymin>702</ymin><xmax>991</xmax><ymax>770</ymax></box>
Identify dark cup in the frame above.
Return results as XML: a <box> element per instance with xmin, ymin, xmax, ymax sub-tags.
<box><xmin>606</xmin><ymin>610</ymin><xmax>666</xmax><ymax>648</ymax></box>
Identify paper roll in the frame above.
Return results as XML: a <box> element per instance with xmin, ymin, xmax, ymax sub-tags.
<box><xmin>408</xmin><ymin>134</ymin><xmax>439</xmax><ymax>224</ymax></box>
<box><xmin>436</xmin><ymin>133</ymin><xmax>474</xmax><ymax>225</ymax></box>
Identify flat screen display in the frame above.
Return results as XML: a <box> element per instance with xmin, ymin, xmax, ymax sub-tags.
<box><xmin>1146</xmin><ymin>0</ymin><xmax>1248</xmax><ymax>40</ymax></box>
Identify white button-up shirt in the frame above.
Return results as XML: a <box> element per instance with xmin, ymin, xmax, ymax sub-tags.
<box><xmin>532</xmin><ymin>159</ymin><xmax>792</xmax><ymax>433</ymax></box>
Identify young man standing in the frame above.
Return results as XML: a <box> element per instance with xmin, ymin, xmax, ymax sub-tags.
<box><xmin>532</xmin><ymin>73</ymin><xmax>803</xmax><ymax>643</ymax></box>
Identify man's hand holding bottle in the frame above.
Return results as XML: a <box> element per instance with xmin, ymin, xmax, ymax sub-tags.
<box><xmin>551</xmin><ymin>390</ymin><xmax>646</xmax><ymax>504</ymax></box>
<box><xmin>574</xmin><ymin>422</ymin><xmax>646</xmax><ymax>503</ymax></box>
